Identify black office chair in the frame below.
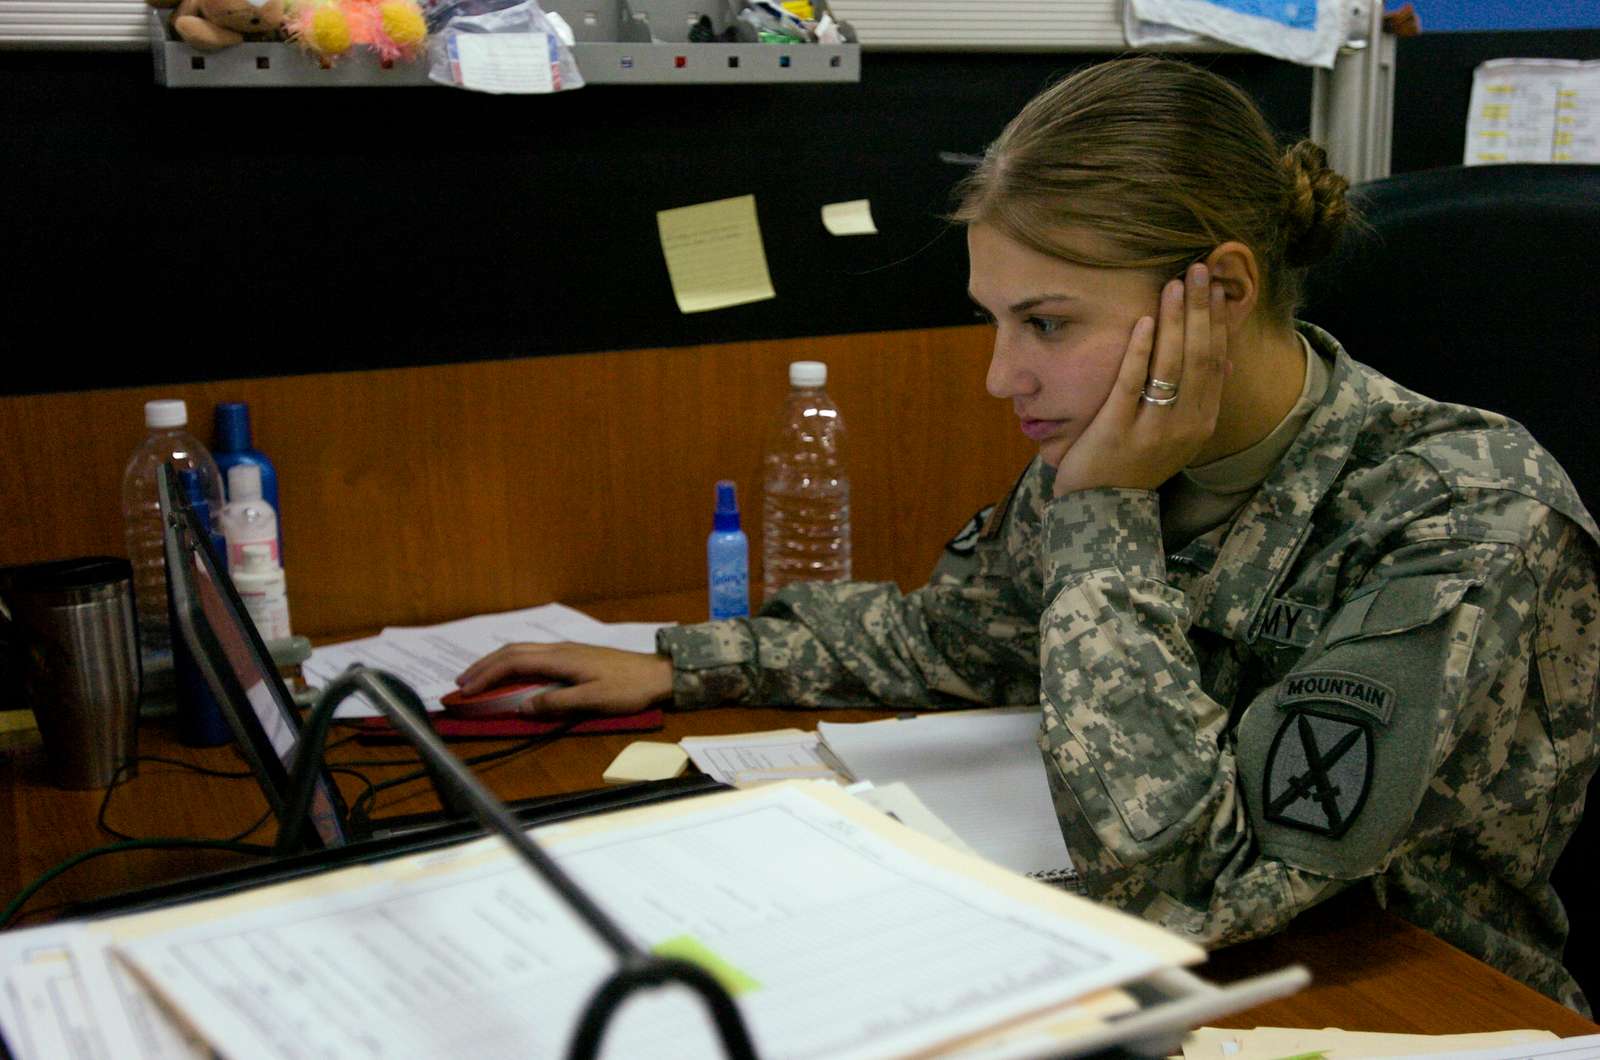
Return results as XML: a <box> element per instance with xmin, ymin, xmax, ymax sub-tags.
<box><xmin>1302</xmin><ymin>162</ymin><xmax>1600</xmax><ymax>1007</ymax></box>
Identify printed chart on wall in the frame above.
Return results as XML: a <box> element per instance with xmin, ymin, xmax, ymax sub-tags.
<box><xmin>1466</xmin><ymin>58</ymin><xmax>1600</xmax><ymax>164</ymax></box>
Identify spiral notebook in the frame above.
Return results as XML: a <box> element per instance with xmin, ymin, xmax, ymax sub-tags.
<box><xmin>816</xmin><ymin>706</ymin><xmax>1077</xmax><ymax>884</ymax></box>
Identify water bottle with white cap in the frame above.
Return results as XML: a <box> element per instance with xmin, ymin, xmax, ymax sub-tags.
<box><xmin>761</xmin><ymin>360</ymin><xmax>852</xmax><ymax>602</ymax></box>
<box><xmin>120</xmin><ymin>399</ymin><xmax>226</xmax><ymax>709</ymax></box>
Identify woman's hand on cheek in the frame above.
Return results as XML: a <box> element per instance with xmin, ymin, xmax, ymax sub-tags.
<box><xmin>1051</xmin><ymin>263</ymin><xmax>1231</xmax><ymax>498</ymax></box>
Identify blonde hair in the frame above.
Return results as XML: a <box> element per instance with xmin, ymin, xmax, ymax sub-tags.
<box><xmin>952</xmin><ymin>57</ymin><xmax>1352</xmax><ymax>321</ymax></box>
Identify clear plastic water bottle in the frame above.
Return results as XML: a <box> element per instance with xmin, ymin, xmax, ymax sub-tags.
<box><xmin>762</xmin><ymin>361</ymin><xmax>851</xmax><ymax>602</ymax></box>
<box><xmin>121</xmin><ymin>399</ymin><xmax>226</xmax><ymax>708</ymax></box>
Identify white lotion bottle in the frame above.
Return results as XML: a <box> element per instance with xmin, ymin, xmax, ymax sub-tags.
<box><xmin>221</xmin><ymin>463</ymin><xmax>280</xmax><ymax>572</ymax></box>
<box><xmin>232</xmin><ymin>543</ymin><xmax>292</xmax><ymax>641</ymax></box>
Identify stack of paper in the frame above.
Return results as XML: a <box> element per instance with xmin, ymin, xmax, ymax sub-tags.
<box><xmin>303</xmin><ymin>602</ymin><xmax>667</xmax><ymax>718</ymax></box>
<box><xmin>678</xmin><ymin>728</ymin><xmax>848</xmax><ymax>786</ymax></box>
<box><xmin>1</xmin><ymin>782</ymin><xmax>1210</xmax><ymax>1060</ymax></box>
<box><xmin>817</xmin><ymin>707</ymin><xmax>1075</xmax><ymax>882</ymax></box>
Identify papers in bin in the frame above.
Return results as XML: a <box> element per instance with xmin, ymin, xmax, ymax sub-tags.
<box><xmin>302</xmin><ymin>602</ymin><xmax>667</xmax><ymax>719</ymax></box>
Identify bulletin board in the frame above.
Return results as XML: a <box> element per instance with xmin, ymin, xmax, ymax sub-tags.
<box><xmin>0</xmin><ymin>49</ymin><xmax>1312</xmax><ymax>395</ymax></box>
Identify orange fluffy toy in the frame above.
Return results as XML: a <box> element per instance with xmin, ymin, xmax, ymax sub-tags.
<box><xmin>285</xmin><ymin>0</ymin><xmax>426</xmax><ymax>66</ymax></box>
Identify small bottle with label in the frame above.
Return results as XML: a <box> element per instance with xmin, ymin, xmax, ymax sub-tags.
<box><xmin>232</xmin><ymin>544</ymin><xmax>292</xmax><ymax>642</ymax></box>
<box><xmin>221</xmin><ymin>464</ymin><xmax>280</xmax><ymax>572</ymax></box>
<box><xmin>707</xmin><ymin>480</ymin><xmax>750</xmax><ymax>621</ymax></box>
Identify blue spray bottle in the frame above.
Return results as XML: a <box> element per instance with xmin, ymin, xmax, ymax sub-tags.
<box><xmin>174</xmin><ymin>469</ymin><xmax>234</xmax><ymax>747</ymax></box>
<box><xmin>707</xmin><ymin>480</ymin><xmax>750</xmax><ymax>620</ymax></box>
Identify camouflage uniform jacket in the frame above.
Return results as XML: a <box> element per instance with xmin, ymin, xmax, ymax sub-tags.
<box><xmin>657</xmin><ymin>324</ymin><xmax>1600</xmax><ymax>1010</ymax></box>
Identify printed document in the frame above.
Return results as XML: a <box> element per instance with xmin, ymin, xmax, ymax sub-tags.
<box><xmin>679</xmin><ymin>728</ymin><xmax>848</xmax><ymax>786</ymax></box>
<box><xmin>101</xmin><ymin>782</ymin><xmax>1198</xmax><ymax>1060</ymax></box>
<box><xmin>1466</xmin><ymin>59</ymin><xmax>1600</xmax><ymax>164</ymax></box>
<box><xmin>0</xmin><ymin>924</ymin><xmax>205</xmax><ymax>1060</ymax></box>
<box><xmin>303</xmin><ymin>602</ymin><xmax>666</xmax><ymax>718</ymax></box>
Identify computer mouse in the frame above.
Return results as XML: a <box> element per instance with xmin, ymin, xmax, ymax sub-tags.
<box><xmin>439</xmin><ymin>680</ymin><xmax>563</xmax><ymax>717</ymax></box>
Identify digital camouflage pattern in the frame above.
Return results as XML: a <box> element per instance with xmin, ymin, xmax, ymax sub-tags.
<box><xmin>657</xmin><ymin>324</ymin><xmax>1600</xmax><ymax>1011</ymax></box>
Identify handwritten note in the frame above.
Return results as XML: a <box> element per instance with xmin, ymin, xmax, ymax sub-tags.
<box><xmin>656</xmin><ymin>194</ymin><xmax>776</xmax><ymax>313</ymax></box>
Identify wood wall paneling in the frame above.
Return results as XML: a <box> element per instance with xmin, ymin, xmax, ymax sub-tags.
<box><xmin>0</xmin><ymin>326</ymin><xmax>1033</xmax><ymax>638</ymax></box>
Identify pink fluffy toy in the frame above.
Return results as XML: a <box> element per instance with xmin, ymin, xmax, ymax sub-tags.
<box><xmin>285</xmin><ymin>0</ymin><xmax>427</xmax><ymax>66</ymax></box>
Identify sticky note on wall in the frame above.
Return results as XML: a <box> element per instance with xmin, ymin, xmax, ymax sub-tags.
<box><xmin>821</xmin><ymin>199</ymin><xmax>877</xmax><ymax>236</ymax></box>
<box><xmin>656</xmin><ymin>194</ymin><xmax>777</xmax><ymax>314</ymax></box>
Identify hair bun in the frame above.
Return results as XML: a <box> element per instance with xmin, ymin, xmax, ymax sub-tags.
<box><xmin>1281</xmin><ymin>140</ymin><xmax>1351</xmax><ymax>267</ymax></box>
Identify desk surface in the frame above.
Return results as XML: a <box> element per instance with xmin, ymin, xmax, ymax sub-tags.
<box><xmin>3</xmin><ymin>589</ymin><xmax>1596</xmax><ymax>1040</ymax></box>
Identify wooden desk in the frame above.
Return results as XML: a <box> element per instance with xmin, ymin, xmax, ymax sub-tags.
<box><xmin>3</xmin><ymin>590</ymin><xmax>1596</xmax><ymax>1041</ymax></box>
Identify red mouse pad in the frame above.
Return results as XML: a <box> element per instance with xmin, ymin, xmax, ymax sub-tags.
<box><xmin>349</xmin><ymin>680</ymin><xmax>663</xmax><ymax>742</ymax></box>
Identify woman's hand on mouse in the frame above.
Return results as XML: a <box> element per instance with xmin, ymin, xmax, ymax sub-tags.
<box><xmin>455</xmin><ymin>643</ymin><xmax>674</xmax><ymax>715</ymax></box>
<box><xmin>1052</xmin><ymin>262</ymin><xmax>1232</xmax><ymax>498</ymax></box>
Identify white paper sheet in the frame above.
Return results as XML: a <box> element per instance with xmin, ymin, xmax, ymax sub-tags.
<box><xmin>303</xmin><ymin>603</ymin><xmax>667</xmax><ymax>718</ymax></box>
<box><xmin>110</xmin><ymin>784</ymin><xmax>1189</xmax><ymax>1060</ymax></box>
<box><xmin>0</xmin><ymin>924</ymin><xmax>206</xmax><ymax>1060</ymax></box>
<box><xmin>1466</xmin><ymin>58</ymin><xmax>1600</xmax><ymax>165</ymax></box>
<box><xmin>445</xmin><ymin>31</ymin><xmax>558</xmax><ymax>94</ymax></box>
<box><xmin>679</xmin><ymin>728</ymin><xmax>848</xmax><ymax>786</ymax></box>
<box><xmin>1128</xmin><ymin>0</ymin><xmax>1349</xmax><ymax>68</ymax></box>
<box><xmin>1369</xmin><ymin>1034</ymin><xmax>1600</xmax><ymax>1060</ymax></box>
<box><xmin>1</xmin><ymin>930</ymin><xmax>79</xmax><ymax>1060</ymax></box>
<box><xmin>818</xmin><ymin>708</ymin><xmax>1074</xmax><ymax>879</ymax></box>
<box><xmin>1121</xmin><ymin>0</ymin><xmax>1207</xmax><ymax>47</ymax></box>
<box><xmin>1183</xmin><ymin>1025</ymin><xmax>1557</xmax><ymax>1060</ymax></box>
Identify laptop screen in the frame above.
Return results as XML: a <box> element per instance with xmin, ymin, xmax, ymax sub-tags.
<box><xmin>158</xmin><ymin>465</ymin><xmax>350</xmax><ymax>850</ymax></box>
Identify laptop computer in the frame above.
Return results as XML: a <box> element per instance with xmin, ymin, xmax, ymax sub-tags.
<box><xmin>154</xmin><ymin>463</ymin><xmax>719</xmax><ymax>857</ymax></box>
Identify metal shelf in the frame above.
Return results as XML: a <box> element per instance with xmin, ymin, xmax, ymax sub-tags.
<box><xmin>149</xmin><ymin>5</ymin><xmax>859</xmax><ymax>86</ymax></box>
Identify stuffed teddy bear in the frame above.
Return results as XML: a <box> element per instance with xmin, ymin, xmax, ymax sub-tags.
<box><xmin>160</xmin><ymin>0</ymin><xmax>287</xmax><ymax>51</ymax></box>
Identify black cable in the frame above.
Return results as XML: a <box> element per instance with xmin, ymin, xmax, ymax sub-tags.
<box><xmin>345</xmin><ymin>722</ymin><xmax>579</xmax><ymax>831</ymax></box>
<box><xmin>98</xmin><ymin>756</ymin><xmax>270</xmax><ymax>844</ymax></box>
<box><xmin>347</xmin><ymin>737</ymin><xmax>541</xmax><ymax>828</ymax></box>
<box><xmin>2</xmin><ymin>838</ymin><xmax>274</xmax><ymax>929</ymax></box>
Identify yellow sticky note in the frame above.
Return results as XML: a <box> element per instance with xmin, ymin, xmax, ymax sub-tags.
<box><xmin>0</xmin><ymin>709</ymin><xmax>41</xmax><ymax>753</ymax></box>
<box><xmin>602</xmin><ymin>741</ymin><xmax>689</xmax><ymax>784</ymax></box>
<box><xmin>656</xmin><ymin>194</ymin><xmax>776</xmax><ymax>314</ymax></box>
<box><xmin>821</xmin><ymin>199</ymin><xmax>878</xmax><ymax>236</ymax></box>
<box><xmin>653</xmin><ymin>935</ymin><xmax>761</xmax><ymax>995</ymax></box>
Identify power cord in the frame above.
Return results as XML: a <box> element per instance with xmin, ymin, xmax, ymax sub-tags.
<box><xmin>7</xmin><ymin>721</ymin><xmax>577</xmax><ymax>928</ymax></box>
<box><xmin>97</xmin><ymin>756</ymin><xmax>268</xmax><ymax>844</ymax></box>
<box><xmin>346</xmin><ymin>721</ymin><xmax>578</xmax><ymax>831</ymax></box>
<box><xmin>1</xmin><ymin>838</ymin><xmax>276</xmax><ymax>929</ymax></box>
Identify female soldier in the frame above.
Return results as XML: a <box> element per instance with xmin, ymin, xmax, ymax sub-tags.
<box><xmin>459</xmin><ymin>57</ymin><xmax>1600</xmax><ymax>1011</ymax></box>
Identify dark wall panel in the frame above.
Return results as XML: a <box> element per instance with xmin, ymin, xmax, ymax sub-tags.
<box><xmin>0</xmin><ymin>49</ymin><xmax>1311</xmax><ymax>394</ymax></box>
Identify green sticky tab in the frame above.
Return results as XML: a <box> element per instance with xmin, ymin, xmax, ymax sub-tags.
<box><xmin>1270</xmin><ymin>1052</ymin><xmax>1328</xmax><ymax>1060</ymax></box>
<box><xmin>652</xmin><ymin>935</ymin><xmax>760</xmax><ymax>997</ymax></box>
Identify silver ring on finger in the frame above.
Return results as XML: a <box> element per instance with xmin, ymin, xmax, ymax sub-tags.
<box><xmin>1145</xmin><ymin>377</ymin><xmax>1179</xmax><ymax>394</ymax></box>
<box><xmin>1141</xmin><ymin>384</ymin><xmax>1180</xmax><ymax>406</ymax></box>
